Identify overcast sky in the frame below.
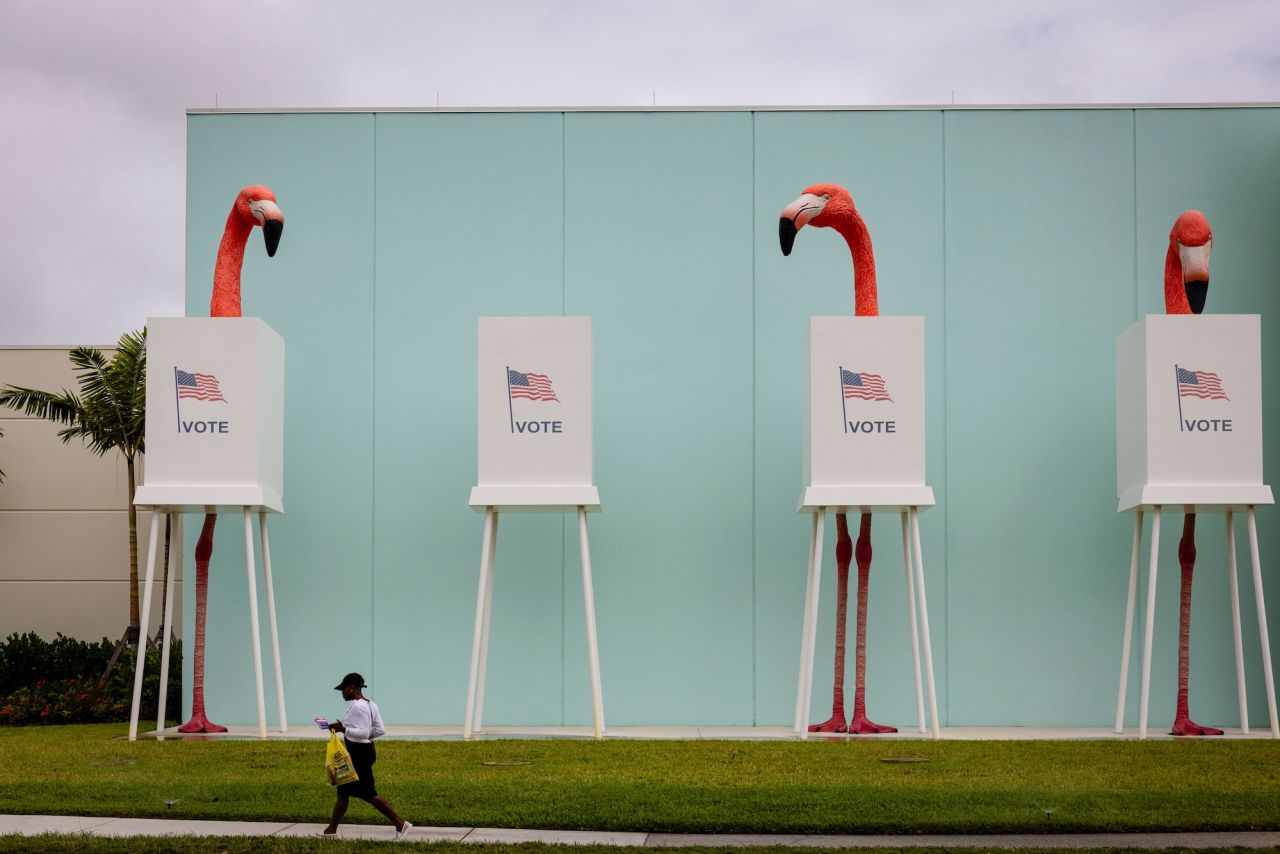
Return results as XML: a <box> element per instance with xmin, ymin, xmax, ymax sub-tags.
<box><xmin>2</xmin><ymin>0</ymin><xmax>1278</xmax><ymax>345</ymax></box>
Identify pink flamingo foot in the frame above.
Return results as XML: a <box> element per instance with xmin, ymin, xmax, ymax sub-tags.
<box><xmin>847</xmin><ymin>715</ymin><xmax>897</xmax><ymax>734</ymax></box>
<box><xmin>808</xmin><ymin>716</ymin><xmax>848</xmax><ymax>733</ymax></box>
<box><xmin>1170</xmin><ymin>718</ymin><xmax>1223</xmax><ymax>736</ymax></box>
<box><xmin>177</xmin><ymin>714</ymin><xmax>228</xmax><ymax>734</ymax></box>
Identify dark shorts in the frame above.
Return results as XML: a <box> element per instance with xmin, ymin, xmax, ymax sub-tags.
<box><xmin>337</xmin><ymin>739</ymin><xmax>378</xmax><ymax>800</ymax></box>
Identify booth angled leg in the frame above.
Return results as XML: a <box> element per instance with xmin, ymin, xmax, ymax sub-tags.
<box><xmin>1246</xmin><ymin>508</ymin><xmax>1279</xmax><ymax>738</ymax></box>
<box><xmin>242</xmin><ymin>509</ymin><xmax>268</xmax><ymax>738</ymax></box>
<box><xmin>1138</xmin><ymin>506</ymin><xmax>1162</xmax><ymax>739</ymax></box>
<box><xmin>474</xmin><ymin>511</ymin><xmax>499</xmax><ymax>734</ymax></box>
<box><xmin>579</xmin><ymin>507</ymin><xmax>606</xmax><ymax>739</ymax></box>
<box><xmin>1225</xmin><ymin>511</ymin><xmax>1249</xmax><ymax>733</ymax></box>
<box><xmin>909</xmin><ymin>507</ymin><xmax>940</xmax><ymax>739</ymax></box>
<box><xmin>901</xmin><ymin>511</ymin><xmax>926</xmax><ymax>734</ymax></box>
<box><xmin>799</xmin><ymin>510</ymin><xmax>826</xmax><ymax>740</ymax></box>
<box><xmin>1115</xmin><ymin>510</ymin><xmax>1144</xmax><ymax>733</ymax></box>
<box><xmin>128</xmin><ymin>511</ymin><xmax>164</xmax><ymax>740</ymax></box>
<box><xmin>259</xmin><ymin>512</ymin><xmax>288</xmax><ymax>733</ymax></box>
<box><xmin>463</xmin><ymin>508</ymin><xmax>496</xmax><ymax>740</ymax></box>
<box><xmin>156</xmin><ymin>513</ymin><xmax>183</xmax><ymax>733</ymax></box>
<box><xmin>794</xmin><ymin>512</ymin><xmax>820</xmax><ymax>735</ymax></box>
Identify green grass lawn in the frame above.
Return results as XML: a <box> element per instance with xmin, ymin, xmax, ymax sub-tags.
<box><xmin>1</xmin><ymin>725</ymin><xmax>1278</xmax><ymax>835</ymax></box>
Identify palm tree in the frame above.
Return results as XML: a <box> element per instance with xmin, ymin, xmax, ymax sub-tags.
<box><xmin>0</xmin><ymin>330</ymin><xmax>147</xmax><ymax>650</ymax></box>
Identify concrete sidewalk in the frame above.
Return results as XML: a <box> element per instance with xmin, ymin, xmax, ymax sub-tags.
<box><xmin>3</xmin><ymin>815</ymin><xmax>1280</xmax><ymax>848</ymax></box>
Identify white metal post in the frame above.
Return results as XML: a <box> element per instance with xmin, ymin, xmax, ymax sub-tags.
<box><xmin>474</xmin><ymin>511</ymin><xmax>499</xmax><ymax>733</ymax></box>
<box><xmin>243</xmin><ymin>508</ymin><xmax>267</xmax><ymax>738</ymax></box>
<box><xmin>463</xmin><ymin>508</ymin><xmax>495</xmax><ymax>740</ymax></box>
<box><xmin>579</xmin><ymin>507</ymin><xmax>606</xmax><ymax>739</ymax></box>
<box><xmin>800</xmin><ymin>510</ymin><xmax>826</xmax><ymax>740</ymax></box>
<box><xmin>259</xmin><ymin>512</ymin><xmax>287</xmax><ymax>733</ymax></box>
<box><xmin>1246</xmin><ymin>508</ymin><xmax>1279</xmax><ymax>737</ymax></box>
<box><xmin>128</xmin><ymin>511</ymin><xmax>164</xmax><ymax>740</ymax></box>
<box><xmin>909</xmin><ymin>507</ymin><xmax>940</xmax><ymax>739</ymax></box>
<box><xmin>1225</xmin><ymin>511</ymin><xmax>1249</xmax><ymax>733</ymax></box>
<box><xmin>794</xmin><ymin>512</ymin><xmax>820</xmax><ymax>734</ymax></box>
<box><xmin>1115</xmin><ymin>510</ymin><xmax>1143</xmax><ymax>733</ymax></box>
<box><xmin>156</xmin><ymin>512</ymin><xmax>183</xmax><ymax>733</ymax></box>
<box><xmin>1138</xmin><ymin>506</ymin><xmax>1162</xmax><ymax>739</ymax></box>
<box><xmin>901</xmin><ymin>511</ymin><xmax>926</xmax><ymax>734</ymax></box>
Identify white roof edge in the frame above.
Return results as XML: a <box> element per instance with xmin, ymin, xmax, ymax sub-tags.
<box><xmin>187</xmin><ymin>102</ymin><xmax>1280</xmax><ymax>116</ymax></box>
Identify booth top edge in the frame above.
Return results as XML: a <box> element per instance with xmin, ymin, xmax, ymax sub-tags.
<box><xmin>187</xmin><ymin>102</ymin><xmax>1280</xmax><ymax>116</ymax></box>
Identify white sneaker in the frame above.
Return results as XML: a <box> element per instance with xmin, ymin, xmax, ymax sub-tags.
<box><xmin>396</xmin><ymin>820</ymin><xmax>413</xmax><ymax>839</ymax></box>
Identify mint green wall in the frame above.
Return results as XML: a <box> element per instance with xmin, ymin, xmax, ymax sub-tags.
<box><xmin>185</xmin><ymin>108</ymin><xmax>1280</xmax><ymax>728</ymax></box>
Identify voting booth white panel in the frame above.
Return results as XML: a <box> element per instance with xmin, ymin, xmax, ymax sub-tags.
<box><xmin>1116</xmin><ymin>315</ymin><xmax>1272</xmax><ymax>511</ymax></box>
<box><xmin>471</xmin><ymin>316</ymin><xmax>596</xmax><ymax>510</ymax></box>
<box><xmin>801</xmin><ymin>317</ymin><xmax>933</xmax><ymax>511</ymax></box>
<box><xmin>136</xmin><ymin>317</ymin><xmax>285</xmax><ymax>513</ymax></box>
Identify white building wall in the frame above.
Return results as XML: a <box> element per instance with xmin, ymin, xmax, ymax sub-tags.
<box><xmin>0</xmin><ymin>347</ymin><xmax>179</xmax><ymax>643</ymax></box>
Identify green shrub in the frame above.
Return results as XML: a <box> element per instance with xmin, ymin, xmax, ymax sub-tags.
<box><xmin>0</xmin><ymin>632</ymin><xmax>181</xmax><ymax>726</ymax></box>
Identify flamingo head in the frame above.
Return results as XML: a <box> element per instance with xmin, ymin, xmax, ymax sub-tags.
<box><xmin>234</xmin><ymin>185</ymin><xmax>285</xmax><ymax>257</ymax></box>
<box><xmin>1169</xmin><ymin>210</ymin><xmax>1212</xmax><ymax>314</ymax></box>
<box><xmin>778</xmin><ymin>183</ymin><xmax>855</xmax><ymax>256</ymax></box>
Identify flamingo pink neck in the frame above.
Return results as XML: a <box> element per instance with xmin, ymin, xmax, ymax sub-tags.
<box><xmin>833</xmin><ymin>211</ymin><xmax>879</xmax><ymax>317</ymax></box>
<box><xmin>1164</xmin><ymin>243</ymin><xmax>1191</xmax><ymax>315</ymax></box>
<box><xmin>211</xmin><ymin>210</ymin><xmax>251</xmax><ymax>318</ymax></box>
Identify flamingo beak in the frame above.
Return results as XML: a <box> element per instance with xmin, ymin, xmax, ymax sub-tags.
<box><xmin>778</xmin><ymin>193</ymin><xmax>828</xmax><ymax>257</ymax></box>
<box><xmin>1179</xmin><ymin>240</ymin><xmax>1210</xmax><ymax>315</ymax></box>
<box><xmin>249</xmin><ymin>199</ymin><xmax>285</xmax><ymax>258</ymax></box>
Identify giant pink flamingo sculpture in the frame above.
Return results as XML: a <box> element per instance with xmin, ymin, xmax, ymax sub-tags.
<box><xmin>179</xmin><ymin>185</ymin><xmax>283</xmax><ymax>733</ymax></box>
<box><xmin>780</xmin><ymin>183</ymin><xmax>895</xmax><ymax>734</ymax></box>
<box><xmin>1164</xmin><ymin>209</ymin><xmax>1221</xmax><ymax>737</ymax></box>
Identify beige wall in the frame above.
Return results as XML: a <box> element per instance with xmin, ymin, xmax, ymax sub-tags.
<box><xmin>0</xmin><ymin>347</ymin><xmax>180</xmax><ymax>642</ymax></box>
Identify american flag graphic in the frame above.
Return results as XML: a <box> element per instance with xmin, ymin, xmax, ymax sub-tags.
<box><xmin>842</xmin><ymin>369</ymin><xmax>892</xmax><ymax>402</ymax></box>
<box><xmin>1177</xmin><ymin>367</ymin><xmax>1228</xmax><ymax>400</ymax></box>
<box><xmin>175</xmin><ymin>368</ymin><xmax>227</xmax><ymax>402</ymax></box>
<box><xmin>508</xmin><ymin>368</ymin><xmax>560</xmax><ymax>402</ymax></box>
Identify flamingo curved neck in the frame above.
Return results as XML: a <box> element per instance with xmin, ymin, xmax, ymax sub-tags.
<box><xmin>211</xmin><ymin>212</ymin><xmax>252</xmax><ymax>318</ymax></box>
<box><xmin>1164</xmin><ymin>244</ymin><xmax>1191</xmax><ymax>315</ymax></box>
<box><xmin>833</xmin><ymin>213</ymin><xmax>879</xmax><ymax>317</ymax></box>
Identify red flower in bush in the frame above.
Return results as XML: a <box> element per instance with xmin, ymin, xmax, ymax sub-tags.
<box><xmin>35</xmin><ymin>679</ymin><xmax>47</xmax><ymax>688</ymax></box>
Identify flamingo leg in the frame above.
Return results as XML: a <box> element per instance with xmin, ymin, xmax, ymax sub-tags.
<box><xmin>809</xmin><ymin>513</ymin><xmax>851</xmax><ymax>732</ymax></box>
<box><xmin>849</xmin><ymin>512</ymin><xmax>895</xmax><ymax>734</ymax></box>
<box><xmin>178</xmin><ymin>513</ymin><xmax>227</xmax><ymax>734</ymax></box>
<box><xmin>1172</xmin><ymin>512</ymin><xmax>1222</xmax><ymax>736</ymax></box>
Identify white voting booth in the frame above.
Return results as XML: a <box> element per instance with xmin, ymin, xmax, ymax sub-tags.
<box><xmin>1114</xmin><ymin>315</ymin><xmax>1277</xmax><ymax>738</ymax></box>
<box><xmin>465</xmin><ymin>316</ymin><xmax>604</xmax><ymax>739</ymax></box>
<box><xmin>795</xmin><ymin>316</ymin><xmax>940</xmax><ymax>738</ymax></box>
<box><xmin>129</xmin><ymin>317</ymin><xmax>287</xmax><ymax>739</ymax></box>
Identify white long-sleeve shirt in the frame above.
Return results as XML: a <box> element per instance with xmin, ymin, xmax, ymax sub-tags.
<box><xmin>339</xmin><ymin>697</ymin><xmax>386</xmax><ymax>743</ymax></box>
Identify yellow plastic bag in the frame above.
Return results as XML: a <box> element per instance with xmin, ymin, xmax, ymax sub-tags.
<box><xmin>325</xmin><ymin>731</ymin><xmax>359</xmax><ymax>786</ymax></box>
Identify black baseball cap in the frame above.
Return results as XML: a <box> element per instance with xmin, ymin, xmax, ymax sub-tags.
<box><xmin>334</xmin><ymin>672</ymin><xmax>366</xmax><ymax>690</ymax></box>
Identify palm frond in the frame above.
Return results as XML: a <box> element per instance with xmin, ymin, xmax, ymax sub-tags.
<box><xmin>0</xmin><ymin>386</ymin><xmax>84</xmax><ymax>425</ymax></box>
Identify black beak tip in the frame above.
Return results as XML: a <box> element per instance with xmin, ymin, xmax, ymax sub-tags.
<box><xmin>263</xmin><ymin>220</ymin><xmax>283</xmax><ymax>258</ymax></box>
<box><xmin>779</xmin><ymin>217</ymin><xmax>797</xmax><ymax>256</ymax></box>
<box><xmin>1185</xmin><ymin>279</ymin><xmax>1208</xmax><ymax>315</ymax></box>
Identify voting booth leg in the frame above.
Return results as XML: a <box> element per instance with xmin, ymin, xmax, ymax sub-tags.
<box><xmin>579</xmin><ymin>507</ymin><xmax>606</xmax><ymax>739</ymax></box>
<box><xmin>156</xmin><ymin>513</ymin><xmax>183</xmax><ymax>732</ymax></box>
<box><xmin>1115</xmin><ymin>510</ymin><xmax>1144</xmax><ymax>733</ymax></box>
<box><xmin>796</xmin><ymin>510</ymin><xmax>826</xmax><ymax>740</ymax></box>
<box><xmin>901</xmin><ymin>512</ymin><xmax>926</xmax><ymax>734</ymax></box>
<box><xmin>464</xmin><ymin>508</ymin><xmax>496</xmax><ymax>740</ymax></box>
<box><xmin>1225</xmin><ymin>512</ymin><xmax>1249</xmax><ymax>733</ymax></box>
<box><xmin>1246</xmin><ymin>508</ymin><xmax>1280</xmax><ymax>737</ymax></box>
<box><xmin>794</xmin><ymin>513</ymin><xmax>821</xmax><ymax>734</ymax></box>
<box><xmin>909</xmin><ymin>508</ymin><xmax>940</xmax><ymax>739</ymax></box>
<box><xmin>1138</xmin><ymin>507</ymin><xmax>1163</xmax><ymax>739</ymax></box>
<box><xmin>259</xmin><ymin>512</ymin><xmax>287</xmax><ymax>733</ymax></box>
<box><xmin>128</xmin><ymin>512</ymin><xmax>164</xmax><ymax>740</ymax></box>
<box><xmin>474</xmin><ymin>512</ymin><xmax>499</xmax><ymax>734</ymax></box>
<box><xmin>242</xmin><ymin>509</ymin><xmax>268</xmax><ymax>738</ymax></box>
